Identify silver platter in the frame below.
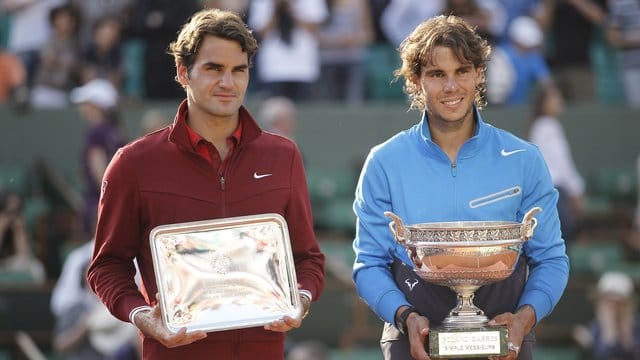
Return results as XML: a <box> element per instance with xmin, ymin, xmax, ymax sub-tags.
<box><xmin>150</xmin><ymin>213</ymin><xmax>300</xmax><ymax>333</ymax></box>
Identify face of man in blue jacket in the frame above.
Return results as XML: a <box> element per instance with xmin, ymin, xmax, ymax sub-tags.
<box><xmin>410</xmin><ymin>46</ymin><xmax>482</xmax><ymax>134</ymax></box>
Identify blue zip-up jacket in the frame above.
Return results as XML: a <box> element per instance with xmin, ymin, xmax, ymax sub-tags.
<box><xmin>352</xmin><ymin>109</ymin><xmax>569</xmax><ymax>326</ymax></box>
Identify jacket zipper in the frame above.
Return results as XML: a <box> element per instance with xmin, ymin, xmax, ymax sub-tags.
<box><xmin>218</xmin><ymin>145</ymin><xmax>242</xmax><ymax>215</ymax></box>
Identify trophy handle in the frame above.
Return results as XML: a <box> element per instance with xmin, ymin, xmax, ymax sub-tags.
<box><xmin>384</xmin><ymin>211</ymin><xmax>407</xmax><ymax>245</ymax></box>
<box><xmin>521</xmin><ymin>207</ymin><xmax>542</xmax><ymax>240</ymax></box>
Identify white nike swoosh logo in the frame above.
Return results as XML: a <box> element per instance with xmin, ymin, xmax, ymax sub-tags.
<box><xmin>253</xmin><ymin>172</ymin><xmax>273</xmax><ymax>179</ymax></box>
<box><xmin>501</xmin><ymin>149</ymin><xmax>526</xmax><ymax>157</ymax></box>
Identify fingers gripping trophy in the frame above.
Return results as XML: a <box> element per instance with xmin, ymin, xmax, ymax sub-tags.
<box><xmin>385</xmin><ymin>208</ymin><xmax>541</xmax><ymax>358</ymax></box>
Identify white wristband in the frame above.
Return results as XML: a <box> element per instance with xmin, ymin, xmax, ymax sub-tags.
<box><xmin>129</xmin><ymin>305</ymin><xmax>153</xmax><ymax>327</ymax></box>
<box><xmin>299</xmin><ymin>289</ymin><xmax>312</xmax><ymax>302</ymax></box>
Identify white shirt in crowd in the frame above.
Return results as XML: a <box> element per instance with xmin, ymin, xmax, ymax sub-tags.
<box><xmin>529</xmin><ymin>115</ymin><xmax>585</xmax><ymax>197</ymax></box>
<box><xmin>249</xmin><ymin>0</ymin><xmax>328</xmax><ymax>83</ymax></box>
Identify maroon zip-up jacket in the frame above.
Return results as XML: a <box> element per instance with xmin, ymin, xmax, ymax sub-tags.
<box><xmin>87</xmin><ymin>100</ymin><xmax>325</xmax><ymax>359</ymax></box>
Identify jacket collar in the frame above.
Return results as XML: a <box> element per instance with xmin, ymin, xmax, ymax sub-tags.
<box><xmin>417</xmin><ymin>106</ymin><xmax>486</xmax><ymax>160</ymax></box>
<box><xmin>168</xmin><ymin>99</ymin><xmax>263</xmax><ymax>152</ymax></box>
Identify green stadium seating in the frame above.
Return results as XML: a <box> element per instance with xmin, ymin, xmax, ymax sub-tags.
<box><xmin>0</xmin><ymin>166</ymin><xmax>28</xmax><ymax>196</ymax></box>
<box><xmin>365</xmin><ymin>44</ymin><xmax>405</xmax><ymax>101</ymax></box>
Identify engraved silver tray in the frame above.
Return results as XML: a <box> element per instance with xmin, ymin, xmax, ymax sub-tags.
<box><xmin>149</xmin><ymin>213</ymin><xmax>301</xmax><ymax>333</ymax></box>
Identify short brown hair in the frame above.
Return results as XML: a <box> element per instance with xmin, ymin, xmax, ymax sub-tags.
<box><xmin>394</xmin><ymin>15</ymin><xmax>491</xmax><ymax>111</ymax></box>
<box><xmin>168</xmin><ymin>9</ymin><xmax>258</xmax><ymax>75</ymax></box>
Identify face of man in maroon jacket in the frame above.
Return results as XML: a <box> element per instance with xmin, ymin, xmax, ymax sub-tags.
<box><xmin>175</xmin><ymin>35</ymin><xmax>250</xmax><ymax>125</ymax></box>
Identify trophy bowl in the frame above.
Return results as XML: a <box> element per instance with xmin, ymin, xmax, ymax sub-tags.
<box><xmin>385</xmin><ymin>207</ymin><xmax>541</xmax><ymax>330</ymax></box>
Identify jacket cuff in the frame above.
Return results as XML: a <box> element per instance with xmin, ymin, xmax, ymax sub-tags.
<box><xmin>518</xmin><ymin>289</ymin><xmax>552</xmax><ymax>324</ymax></box>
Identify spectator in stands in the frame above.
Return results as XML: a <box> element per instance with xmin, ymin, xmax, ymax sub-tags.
<box><xmin>352</xmin><ymin>15</ymin><xmax>568</xmax><ymax>359</ymax></box>
<box><xmin>248</xmin><ymin>0</ymin><xmax>329</xmax><ymax>101</ymax></box>
<box><xmin>0</xmin><ymin>0</ymin><xmax>65</xmax><ymax>89</ymax></box>
<box><xmin>258</xmin><ymin>96</ymin><xmax>307</xmax><ymax>165</ymax></box>
<box><xmin>128</xmin><ymin>0</ymin><xmax>201</xmax><ymax>99</ymax></box>
<box><xmin>486</xmin><ymin>15</ymin><xmax>553</xmax><ymax>106</ymax></box>
<box><xmin>51</xmin><ymin>240</ymin><xmax>139</xmax><ymax>360</ymax></box>
<box><xmin>315</xmin><ymin>0</ymin><xmax>374</xmax><ymax>104</ymax></box>
<box><xmin>286</xmin><ymin>340</ymin><xmax>328</xmax><ymax>360</ymax></box>
<box><xmin>30</xmin><ymin>4</ymin><xmax>82</xmax><ymax>109</ymax></box>
<box><xmin>606</xmin><ymin>0</ymin><xmax>640</xmax><ymax>108</ymax></box>
<box><xmin>140</xmin><ymin>109</ymin><xmax>170</xmax><ymax>135</ymax></box>
<box><xmin>573</xmin><ymin>271</ymin><xmax>640</xmax><ymax>359</ymax></box>
<box><xmin>626</xmin><ymin>153</ymin><xmax>640</xmax><ymax>261</ymax></box>
<box><xmin>202</xmin><ymin>0</ymin><xmax>250</xmax><ymax>15</ymax></box>
<box><xmin>636</xmin><ymin>153</ymin><xmax>640</xmax><ymax>239</ymax></box>
<box><xmin>69</xmin><ymin>0</ymin><xmax>133</xmax><ymax>48</ymax></box>
<box><xmin>544</xmin><ymin>0</ymin><xmax>607</xmax><ymax>103</ymax></box>
<box><xmin>0</xmin><ymin>190</ymin><xmax>45</xmax><ymax>283</ymax></box>
<box><xmin>259</xmin><ymin>96</ymin><xmax>299</xmax><ymax>140</ymax></box>
<box><xmin>379</xmin><ymin>0</ymin><xmax>444</xmax><ymax>47</ymax></box>
<box><xmin>493</xmin><ymin>0</ymin><xmax>547</xmax><ymax>43</ymax></box>
<box><xmin>80</xmin><ymin>15</ymin><xmax>125</xmax><ymax>90</ymax></box>
<box><xmin>528</xmin><ymin>85</ymin><xmax>585</xmax><ymax>244</ymax></box>
<box><xmin>0</xmin><ymin>33</ymin><xmax>26</xmax><ymax>104</ymax></box>
<box><xmin>443</xmin><ymin>0</ymin><xmax>503</xmax><ymax>44</ymax></box>
<box><xmin>367</xmin><ymin>0</ymin><xmax>392</xmax><ymax>44</ymax></box>
<box><xmin>69</xmin><ymin>79</ymin><xmax>126</xmax><ymax>237</ymax></box>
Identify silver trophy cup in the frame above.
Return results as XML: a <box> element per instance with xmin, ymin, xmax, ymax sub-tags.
<box><xmin>385</xmin><ymin>207</ymin><xmax>541</xmax><ymax>358</ymax></box>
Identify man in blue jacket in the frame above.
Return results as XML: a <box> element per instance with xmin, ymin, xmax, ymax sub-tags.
<box><xmin>352</xmin><ymin>15</ymin><xmax>569</xmax><ymax>360</ymax></box>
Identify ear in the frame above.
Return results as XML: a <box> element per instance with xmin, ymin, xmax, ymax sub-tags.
<box><xmin>175</xmin><ymin>63</ymin><xmax>189</xmax><ymax>85</ymax></box>
<box><xmin>476</xmin><ymin>66</ymin><xmax>485</xmax><ymax>84</ymax></box>
<box><xmin>409</xmin><ymin>73</ymin><xmax>420</xmax><ymax>88</ymax></box>
<box><xmin>409</xmin><ymin>74</ymin><xmax>423</xmax><ymax>96</ymax></box>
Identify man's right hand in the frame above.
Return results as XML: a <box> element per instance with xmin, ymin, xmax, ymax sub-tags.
<box><xmin>134</xmin><ymin>303</ymin><xmax>207</xmax><ymax>348</ymax></box>
<box><xmin>406</xmin><ymin>312</ymin><xmax>431</xmax><ymax>360</ymax></box>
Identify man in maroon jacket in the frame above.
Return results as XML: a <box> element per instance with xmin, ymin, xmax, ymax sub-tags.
<box><xmin>86</xmin><ymin>8</ymin><xmax>325</xmax><ymax>359</ymax></box>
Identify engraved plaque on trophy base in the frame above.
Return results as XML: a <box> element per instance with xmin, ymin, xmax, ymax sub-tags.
<box><xmin>429</xmin><ymin>326</ymin><xmax>508</xmax><ymax>358</ymax></box>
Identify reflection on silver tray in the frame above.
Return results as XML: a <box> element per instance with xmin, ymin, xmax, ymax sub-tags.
<box><xmin>149</xmin><ymin>213</ymin><xmax>300</xmax><ymax>333</ymax></box>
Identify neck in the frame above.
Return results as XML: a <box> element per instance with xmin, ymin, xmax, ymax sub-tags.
<box><xmin>187</xmin><ymin>103</ymin><xmax>239</xmax><ymax>145</ymax></box>
<box><xmin>187</xmin><ymin>113</ymin><xmax>239</xmax><ymax>158</ymax></box>
<box><xmin>429</xmin><ymin>115</ymin><xmax>476</xmax><ymax>163</ymax></box>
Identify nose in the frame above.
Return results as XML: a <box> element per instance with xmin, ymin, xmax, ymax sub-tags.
<box><xmin>219</xmin><ymin>71</ymin><xmax>233</xmax><ymax>88</ymax></box>
<box><xmin>443</xmin><ymin>76</ymin><xmax>458</xmax><ymax>92</ymax></box>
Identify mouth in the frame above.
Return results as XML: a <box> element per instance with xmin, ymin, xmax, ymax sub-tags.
<box><xmin>214</xmin><ymin>94</ymin><xmax>236</xmax><ymax>101</ymax></box>
<box><xmin>441</xmin><ymin>97</ymin><xmax>463</xmax><ymax>106</ymax></box>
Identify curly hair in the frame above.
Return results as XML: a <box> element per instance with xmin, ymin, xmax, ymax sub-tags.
<box><xmin>168</xmin><ymin>8</ymin><xmax>258</xmax><ymax>77</ymax></box>
<box><xmin>394</xmin><ymin>15</ymin><xmax>491</xmax><ymax>111</ymax></box>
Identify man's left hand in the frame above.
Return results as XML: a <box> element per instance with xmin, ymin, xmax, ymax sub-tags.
<box><xmin>487</xmin><ymin>305</ymin><xmax>536</xmax><ymax>360</ymax></box>
<box><xmin>264</xmin><ymin>294</ymin><xmax>310</xmax><ymax>332</ymax></box>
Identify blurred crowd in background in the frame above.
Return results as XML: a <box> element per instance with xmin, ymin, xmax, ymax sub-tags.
<box><xmin>0</xmin><ymin>0</ymin><xmax>639</xmax><ymax>359</ymax></box>
<box><xmin>0</xmin><ymin>0</ymin><xmax>639</xmax><ymax>109</ymax></box>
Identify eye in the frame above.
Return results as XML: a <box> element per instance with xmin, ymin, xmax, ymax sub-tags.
<box><xmin>457</xmin><ymin>67</ymin><xmax>474</xmax><ymax>77</ymax></box>
<box><xmin>205</xmin><ymin>64</ymin><xmax>223</xmax><ymax>72</ymax></box>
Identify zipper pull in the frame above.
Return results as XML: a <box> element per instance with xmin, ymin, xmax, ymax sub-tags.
<box><xmin>220</xmin><ymin>175</ymin><xmax>225</xmax><ymax>190</ymax></box>
<box><xmin>451</xmin><ymin>162</ymin><xmax>457</xmax><ymax>177</ymax></box>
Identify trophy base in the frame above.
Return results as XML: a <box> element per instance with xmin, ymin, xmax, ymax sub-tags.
<box><xmin>429</xmin><ymin>325</ymin><xmax>508</xmax><ymax>358</ymax></box>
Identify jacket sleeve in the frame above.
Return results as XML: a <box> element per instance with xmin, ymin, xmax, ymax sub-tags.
<box><xmin>86</xmin><ymin>148</ymin><xmax>148</xmax><ymax>323</ymax></box>
<box><xmin>518</xmin><ymin>147</ymin><xmax>570</xmax><ymax>323</ymax></box>
<box><xmin>287</xmin><ymin>145</ymin><xmax>325</xmax><ymax>301</ymax></box>
<box><xmin>352</xmin><ymin>152</ymin><xmax>410</xmax><ymax>324</ymax></box>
